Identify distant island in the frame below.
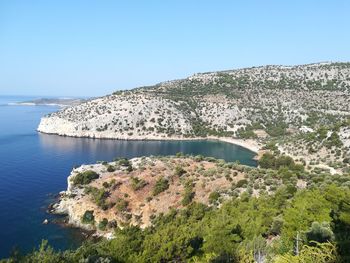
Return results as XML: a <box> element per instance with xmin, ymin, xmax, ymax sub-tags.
<box><xmin>10</xmin><ymin>97</ymin><xmax>87</xmax><ymax>107</ymax></box>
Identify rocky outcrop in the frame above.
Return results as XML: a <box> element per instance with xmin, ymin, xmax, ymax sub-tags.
<box><xmin>50</xmin><ymin>156</ymin><xmax>257</xmax><ymax>236</ymax></box>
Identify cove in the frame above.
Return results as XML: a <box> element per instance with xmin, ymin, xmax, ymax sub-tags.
<box><xmin>0</xmin><ymin>96</ymin><xmax>256</xmax><ymax>258</ymax></box>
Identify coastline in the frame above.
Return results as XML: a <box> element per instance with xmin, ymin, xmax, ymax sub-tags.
<box><xmin>207</xmin><ymin>136</ymin><xmax>260</xmax><ymax>153</ymax></box>
<box><xmin>38</xmin><ymin>129</ymin><xmax>260</xmax><ymax>154</ymax></box>
<box><xmin>8</xmin><ymin>102</ymin><xmax>67</xmax><ymax>107</ymax></box>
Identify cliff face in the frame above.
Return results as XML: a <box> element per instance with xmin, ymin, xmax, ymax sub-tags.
<box><xmin>38</xmin><ymin>62</ymin><xmax>350</xmax><ymax>140</ymax></box>
<box><xmin>38</xmin><ymin>94</ymin><xmax>193</xmax><ymax>139</ymax></box>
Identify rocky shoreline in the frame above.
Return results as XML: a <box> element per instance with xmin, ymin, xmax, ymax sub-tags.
<box><xmin>38</xmin><ymin>118</ymin><xmax>260</xmax><ymax>154</ymax></box>
<box><xmin>49</xmin><ymin>166</ymin><xmax>100</xmax><ymax>231</ymax></box>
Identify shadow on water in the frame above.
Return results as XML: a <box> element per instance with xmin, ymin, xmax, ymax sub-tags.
<box><xmin>38</xmin><ymin>133</ymin><xmax>257</xmax><ymax>166</ymax></box>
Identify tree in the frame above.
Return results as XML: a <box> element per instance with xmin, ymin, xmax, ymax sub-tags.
<box><xmin>280</xmin><ymin>189</ymin><xmax>333</xmax><ymax>251</ymax></box>
<box><xmin>306</xmin><ymin>222</ymin><xmax>334</xmax><ymax>244</ymax></box>
<box><xmin>259</xmin><ymin>152</ymin><xmax>276</xmax><ymax>169</ymax></box>
<box><xmin>26</xmin><ymin>240</ymin><xmax>64</xmax><ymax>263</ymax></box>
<box><xmin>274</xmin><ymin>242</ymin><xmax>339</xmax><ymax>263</ymax></box>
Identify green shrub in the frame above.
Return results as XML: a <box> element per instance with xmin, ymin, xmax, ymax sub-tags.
<box><xmin>85</xmin><ymin>186</ymin><xmax>110</xmax><ymax>209</ymax></box>
<box><xmin>153</xmin><ymin>178</ymin><xmax>169</xmax><ymax>196</ymax></box>
<box><xmin>306</xmin><ymin>221</ymin><xmax>334</xmax><ymax>244</ymax></box>
<box><xmin>174</xmin><ymin>166</ymin><xmax>186</xmax><ymax>176</ymax></box>
<box><xmin>130</xmin><ymin>177</ymin><xmax>148</xmax><ymax>191</ymax></box>
<box><xmin>236</xmin><ymin>179</ymin><xmax>248</xmax><ymax>188</ymax></box>
<box><xmin>107</xmin><ymin>165</ymin><xmax>116</xmax><ymax>172</ymax></box>
<box><xmin>259</xmin><ymin>153</ymin><xmax>303</xmax><ymax>171</ymax></box>
<box><xmin>270</xmin><ymin>216</ymin><xmax>284</xmax><ymax>235</ymax></box>
<box><xmin>98</xmin><ymin>218</ymin><xmax>109</xmax><ymax>231</ymax></box>
<box><xmin>118</xmin><ymin>158</ymin><xmax>131</xmax><ymax>167</ymax></box>
<box><xmin>259</xmin><ymin>153</ymin><xmax>277</xmax><ymax>169</ymax></box>
<box><xmin>81</xmin><ymin>210</ymin><xmax>95</xmax><ymax>225</ymax></box>
<box><xmin>72</xmin><ymin>170</ymin><xmax>99</xmax><ymax>185</ymax></box>
<box><xmin>209</xmin><ymin>191</ymin><xmax>220</xmax><ymax>204</ymax></box>
<box><xmin>181</xmin><ymin>180</ymin><xmax>194</xmax><ymax>206</ymax></box>
<box><xmin>181</xmin><ymin>191</ymin><xmax>194</xmax><ymax>206</ymax></box>
<box><xmin>116</xmin><ymin>198</ymin><xmax>129</xmax><ymax>212</ymax></box>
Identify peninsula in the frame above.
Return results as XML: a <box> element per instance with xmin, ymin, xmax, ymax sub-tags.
<box><xmin>13</xmin><ymin>98</ymin><xmax>87</xmax><ymax>107</ymax></box>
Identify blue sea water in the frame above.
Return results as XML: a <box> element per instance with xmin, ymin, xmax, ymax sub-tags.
<box><xmin>0</xmin><ymin>96</ymin><xmax>257</xmax><ymax>258</ymax></box>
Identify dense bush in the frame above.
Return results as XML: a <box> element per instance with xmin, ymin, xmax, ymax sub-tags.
<box><xmin>114</xmin><ymin>157</ymin><xmax>133</xmax><ymax>172</ymax></box>
<box><xmin>236</xmin><ymin>179</ymin><xmax>248</xmax><ymax>188</ymax></box>
<box><xmin>107</xmin><ymin>165</ymin><xmax>116</xmax><ymax>172</ymax></box>
<box><xmin>266</xmin><ymin>121</ymin><xmax>288</xmax><ymax>137</ymax></box>
<box><xmin>152</xmin><ymin>178</ymin><xmax>169</xmax><ymax>196</ymax></box>
<box><xmin>81</xmin><ymin>210</ymin><xmax>95</xmax><ymax>225</ymax></box>
<box><xmin>117</xmin><ymin>158</ymin><xmax>131</xmax><ymax>167</ymax></box>
<box><xmin>98</xmin><ymin>218</ymin><xmax>109</xmax><ymax>231</ymax></box>
<box><xmin>259</xmin><ymin>153</ymin><xmax>304</xmax><ymax>171</ymax></box>
<box><xmin>305</xmin><ymin>221</ymin><xmax>334</xmax><ymax>244</ymax></box>
<box><xmin>236</xmin><ymin>125</ymin><xmax>257</xmax><ymax>139</ymax></box>
<box><xmin>72</xmin><ymin>170</ymin><xmax>99</xmax><ymax>185</ymax></box>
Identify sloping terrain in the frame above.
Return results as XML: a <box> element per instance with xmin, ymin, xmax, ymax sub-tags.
<box><xmin>38</xmin><ymin>62</ymin><xmax>350</xmax><ymax>173</ymax></box>
<box><xmin>38</xmin><ymin>62</ymin><xmax>350</xmax><ymax>139</ymax></box>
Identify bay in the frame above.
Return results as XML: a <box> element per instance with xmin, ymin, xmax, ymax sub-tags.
<box><xmin>0</xmin><ymin>96</ymin><xmax>256</xmax><ymax>258</ymax></box>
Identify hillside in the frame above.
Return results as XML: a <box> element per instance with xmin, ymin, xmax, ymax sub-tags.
<box><xmin>38</xmin><ymin>62</ymin><xmax>350</xmax><ymax>174</ymax></box>
<box><xmin>51</xmin><ymin>153</ymin><xmax>350</xmax><ymax>236</ymax></box>
<box><xmin>12</xmin><ymin>154</ymin><xmax>350</xmax><ymax>262</ymax></box>
<box><xmin>38</xmin><ymin>62</ymin><xmax>350</xmax><ymax>139</ymax></box>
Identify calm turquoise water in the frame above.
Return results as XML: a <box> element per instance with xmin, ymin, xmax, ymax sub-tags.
<box><xmin>0</xmin><ymin>96</ymin><xmax>256</xmax><ymax>258</ymax></box>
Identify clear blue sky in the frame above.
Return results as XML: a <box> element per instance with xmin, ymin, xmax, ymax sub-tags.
<box><xmin>1</xmin><ymin>0</ymin><xmax>349</xmax><ymax>97</ymax></box>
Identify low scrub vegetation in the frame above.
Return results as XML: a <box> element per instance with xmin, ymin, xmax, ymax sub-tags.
<box><xmin>152</xmin><ymin>178</ymin><xmax>169</xmax><ymax>196</ymax></box>
<box><xmin>8</xmin><ymin>184</ymin><xmax>350</xmax><ymax>262</ymax></box>
<box><xmin>130</xmin><ymin>177</ymin><xmax>147</xmax><ymax>191</ymax></box>
<box><xmin>72</xmin><ymin>170</ymin><xmax>99</xmax><ymax>185</ymax></box>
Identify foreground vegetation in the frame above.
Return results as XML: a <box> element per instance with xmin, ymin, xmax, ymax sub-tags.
<box><xmin>2</xmin><ymin>156</ymin><xmax>350</xmax><ymax>262</ymax></box>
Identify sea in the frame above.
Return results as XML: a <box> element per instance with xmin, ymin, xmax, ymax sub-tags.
<box><xmin>0</xmin><ymin>95</ymin><xmax>257</xmax><ymax>258</ymax></box>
